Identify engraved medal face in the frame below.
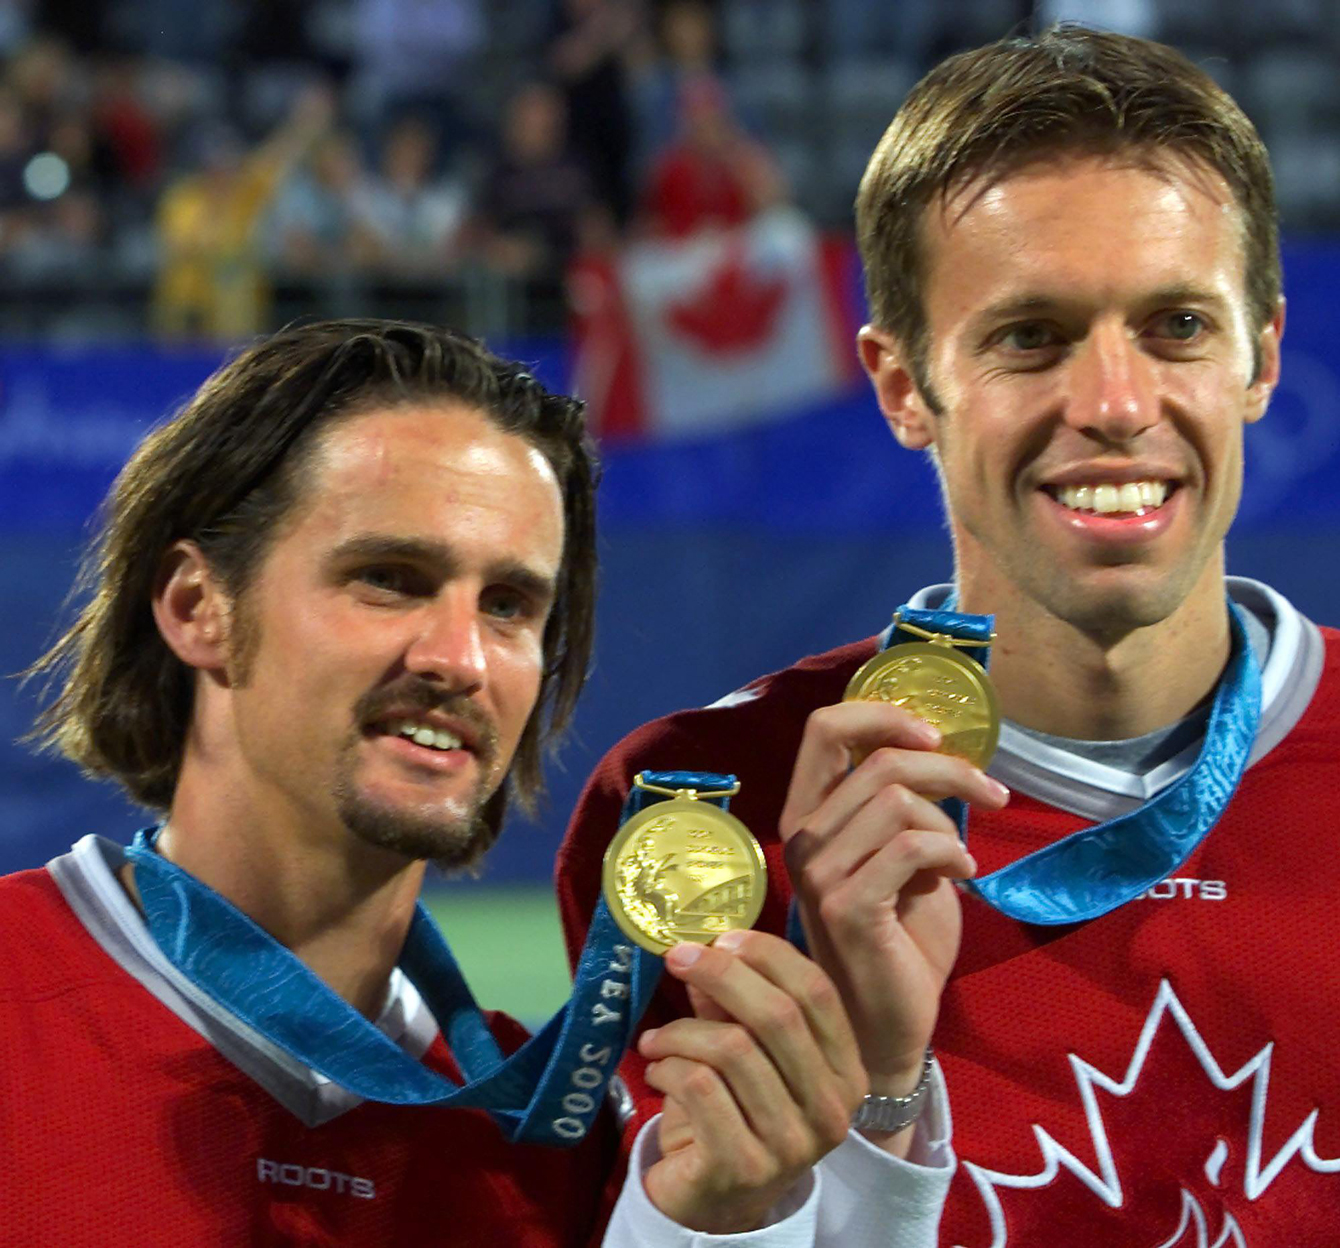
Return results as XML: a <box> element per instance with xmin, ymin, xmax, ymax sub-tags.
<box><xmin>843</xmin><ymin>641</ymin><xmax>1001</xmax><ymax>769</ymax></box>
<box><xmin>601</xmin><ymin>799</ymin><xmax>768</xmax><ymax>956</ymax></box>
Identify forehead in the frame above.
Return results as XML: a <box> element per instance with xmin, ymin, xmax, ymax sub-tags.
<box><xmin>922</xmin><ymin>151</ymin><xmax>1247</xmax><ymax>313</ymax></box>
<box><xmin>285</xmin><ymin>401</ymin><xmax>564</xmax><ymax>562</ymax></box>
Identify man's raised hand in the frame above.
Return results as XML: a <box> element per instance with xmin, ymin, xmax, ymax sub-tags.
<box><xmin>779</xmin><ymin>700</ymin><xmax>1009</xmax><ymax>1147</ymax></box>
<box><xmin>637</xmin><ymin>930</ymin><xmax>868</xmax><ymax>1233</ymax></box>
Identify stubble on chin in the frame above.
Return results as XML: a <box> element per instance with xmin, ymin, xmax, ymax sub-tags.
<box><xmin>1033</xmin><ymin>558</ymin><xmax>1200</xmax><ymax>644</ymax></box>
<box><xmin>333</xmin><ymin>778</ymin><xmax>501</xmax><ymax>874</ymax></box>
<box><xmin>337</xmin><ymin>682</ymin><xmax>508</xmax><ymax>873</ymax></box>
<box><xmin>331</xmin><ymin>729</ymin><xmax>506</xmax><ymax>874</ymax></box>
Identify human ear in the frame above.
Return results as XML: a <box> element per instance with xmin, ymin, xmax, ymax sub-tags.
<box><xmin>1244</xmin><ymin>298</ymin><xmax>1285</xmax><ymax>424</ymax></box>
<box><xmin>150</xmin><ymin>541</ymin><xmax>230</xmax><ymax>671</ymax></box>
<box><xmin>856</xmin><ymin>324</ymin><xmax>938</xmax><ymax>449</ymax></box>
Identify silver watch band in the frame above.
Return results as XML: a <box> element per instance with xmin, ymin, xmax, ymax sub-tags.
<box><xmin>849</xmin><ymin>1049</ymin><xmax>934</xmax><ymax>1133</ymax></box>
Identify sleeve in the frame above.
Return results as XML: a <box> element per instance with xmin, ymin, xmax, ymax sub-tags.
<box><xmin>602</xmin><ymin>1115</ymin><xmax>818</xmax><ymax>1247</ymax></box>
<box><xmin>603</xmin><ymin>1065</ymin><xmax>954</xmax><ymax>1248</ymax></box>
<box><xmin>814</xmin><ymin>1061</ymin><xmax>955</xmax><ymax>1246</ymax></box>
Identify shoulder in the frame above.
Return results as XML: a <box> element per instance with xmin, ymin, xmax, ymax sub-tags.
<box><xmin>0</xmin><ymin>865</ymin><xmax>75</xmax><ymax>932</ymax></box>
<box><xmin>1239</xmin><ymin>618</ymin><xmax>1340</xmax><ymax>771</ymax></box>
<box><xmin>556</xmin><ymin>637</ymin><xmax>877</xmax><ymax>914</ymax></box>
<box><xmin>0</xmin><ymin>866</ymin><xmax>100</xmax><ymax>1001</ymax></box>
<box><xmin>1306</xmin><ymin>624</ymin><xmax>1340</xmax><ymax>708</ymax></box>
<box><xmin>580</xmin><ymin>635</ymin><xmax>877</xmax><ymax>804</ymax></box>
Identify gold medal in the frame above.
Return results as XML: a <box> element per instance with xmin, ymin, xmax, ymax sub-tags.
<box><xmin>843</xmin><ymin>618</ymin><xmax>1001</xmax><ymax>769</ymax></box>
<box><xmin>602</xmin><ymin>777</ymin><xmax>767</xmax><ymax>956</ymax></box>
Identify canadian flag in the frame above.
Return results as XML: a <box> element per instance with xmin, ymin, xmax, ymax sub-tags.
<box><xmin>569</xmin><ymin>208</ymin><xmax>860</xmax><ymax>441</ymax></box>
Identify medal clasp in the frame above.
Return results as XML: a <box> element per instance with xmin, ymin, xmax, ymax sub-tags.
<box><xmin>892</xmin><ymin>611</ymin><xmax>996</xmax><ymax>649</ymax></box>
<box><xmin>631</xmin><ymin>772</ymin><xmax>741</xmax><ymax>802</ymax></box>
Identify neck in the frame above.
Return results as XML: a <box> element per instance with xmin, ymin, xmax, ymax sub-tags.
<box><xmin>128</xmin><ymin>757</ymin><xmax>426</xmax><ymax>1019</ymax></box>
<box><xmin>956</xmin><ymin>563</ymin><xmax>1233</xmax><ymax>742</ymax></box>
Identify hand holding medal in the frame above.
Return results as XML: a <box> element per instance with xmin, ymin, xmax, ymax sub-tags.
<box><xmin>601</xmin><ymin>772</ymin><xmax>868</xmax><ymax>1232</ymax></box>
<box><xmin>777</xmin><ymin>610</ymin><xmax>1009</xmax><ymax>1115</ymax></box>
<box><xmin>842</xmin><ymin>612</ymin><xmax>1001</xmax><ymax>770</ymax></box>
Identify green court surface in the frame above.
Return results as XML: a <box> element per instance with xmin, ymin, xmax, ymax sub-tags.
<box><xmin>423</xmin><ymin>885</ymin><xmax>572</xmax><ymax>1027</ymax></box>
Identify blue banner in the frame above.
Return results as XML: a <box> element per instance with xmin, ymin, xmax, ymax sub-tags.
<box><xmin>4</xmin><ymin>241</ymin><xmax>1340</xmax><ymax>535</ymax></box>
<box><xmin>3</xmin><ymin>241</ymin><xmax>1340</xmax><ymax>881</ymax></box>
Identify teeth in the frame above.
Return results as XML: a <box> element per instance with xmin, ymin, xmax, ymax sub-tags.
<box><xmin>1054</xmin><ymin>480</ymin><xmax>1168</xmax><ymax>515</ymax></box>
<box><xmin>396</xmin><ymin>721</ymin><xmax>464</xmax><ymax>751</ymax></box>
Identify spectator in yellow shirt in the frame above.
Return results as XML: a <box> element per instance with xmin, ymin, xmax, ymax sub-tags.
<box><xmin>153</xmin><ymin>87</ymin><xmax>332</xmax><ymax>341</ymax></box>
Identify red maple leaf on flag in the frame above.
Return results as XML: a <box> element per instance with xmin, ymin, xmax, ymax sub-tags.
<box><xmin>955</xmin><ymin>980</ymin><xmax>1340</xmax><ymax>1246</ymax></box>
<box><xmin>664</xmin><ymin>244</ymin><xmax>788</xmax><ymax>356</ymax></box>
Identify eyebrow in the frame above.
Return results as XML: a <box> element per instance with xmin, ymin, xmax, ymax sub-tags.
<box><xmin>973</xmin><ymin>295</ymin><xmax>1057</xmax><ymax>325</ymax></box>
<box><xmin>973</xmin><ymin>284</ymin><xmax>1230</xmax><ymax>329</ymax></box>
<box><xmin>1140</xmin><ymin>284</ymin><xmax>1231</xmax><ymax>312</ymax></box>
<box><xmin>325</xmin><ymin>534</ymin><xmax>558</xmax><ymax>603</ymax></box>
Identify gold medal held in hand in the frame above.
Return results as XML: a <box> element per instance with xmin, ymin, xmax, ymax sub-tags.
<box><xmin>843</xmin><ymin>615</ymin><xmax>1001</xmax><ymax>769</ymax></box>
<box><xmin>602</xmin><ymin>775</ymin><xmax>767</xmax><ymax>956</ymax></box>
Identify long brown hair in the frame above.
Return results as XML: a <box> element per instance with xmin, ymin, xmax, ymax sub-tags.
<box><xmin>25</xmin><ymin>319</ymin><xmax>599</xmax><ymax>841</ymax></box>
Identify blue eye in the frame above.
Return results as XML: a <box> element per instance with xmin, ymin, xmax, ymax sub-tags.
<box><xmin>482</xmin><ymin>588</ymin><xmax>527</xmax><ymax>620</ymax></box>
<box><xmin>357</xmin><ymin>565</ymin><xmax>427</xmax><ymax>596</ymax></box>
<box><xmin>1159</xmin><ymin>311</ymin><xmax>1205</xmax><ymax>341</ymax></box>
<box><xmin>1001</xmin><ymin>323</ymin><xmax>1058</xmax><ymax>352</ymax></box>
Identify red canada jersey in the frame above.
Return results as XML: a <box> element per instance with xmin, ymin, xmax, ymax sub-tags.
<box><xmin>556</xmin><ymin>581</ymin><xmax>1340</xmax><ymax>1245</ymax></box>
<box><xmin>0</xmin><ymin>854</ymin><xmax>619</xmax><ymax>1247</ymax></box>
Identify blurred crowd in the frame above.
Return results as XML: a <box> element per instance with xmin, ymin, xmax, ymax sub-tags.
<box><xmin>0</xmin><ymin>0</ymin><xmax>1337</xmax><ymax>339</ymax></box>
<box><xmin>0</xmin><ymin>0</ymin><xmax>814</xmax><ymax>339</ymax></box>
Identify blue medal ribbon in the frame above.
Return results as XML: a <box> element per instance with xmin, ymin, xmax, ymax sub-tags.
<box><xmin>966</xmin><ymin>602</ymin><xmax>1260</xmax><ymax>923</ymax></box>
<box><xmin>123</xmin><ymin>770</ymin><xmax>736</xmax><ymax>1146</ymax></box>
<box><xmin>854</xmin><ymin>598</ymin><xmax>1261</xmax><ymax>926</ymax></box>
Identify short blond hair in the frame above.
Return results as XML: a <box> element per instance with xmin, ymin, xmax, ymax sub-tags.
<box><xmin>856</xmin><ymin>27</ymin><xmax>1279</xmax><ymax>387</ymax></box>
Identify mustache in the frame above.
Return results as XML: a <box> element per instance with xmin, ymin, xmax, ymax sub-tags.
<box><xmin>355</xmin><ymin>678</ymin><xmax>501</xmax><ymax>763</ymax></box>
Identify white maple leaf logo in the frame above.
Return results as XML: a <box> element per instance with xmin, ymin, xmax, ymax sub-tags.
<box><xmin>959</xmin><ymin>980</ymin><xmax>1340</xmax><ymax>1246</ymax></box>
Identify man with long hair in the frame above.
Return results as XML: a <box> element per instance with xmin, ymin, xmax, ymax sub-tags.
<box><xmin>4</xmin><ymin>320</ymin><xmax>923</xmax><ymax>1244</ymax></box>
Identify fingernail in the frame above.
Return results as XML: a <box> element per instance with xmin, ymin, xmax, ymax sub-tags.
<box><xmin>963</xmin><ymin>852</ymin><xmax>978</xmax><ymax>876</ymax></box>
<box><xmin>666</xmin><ymin>943</ymin><xmax>703</xmax><ymax>969</ymax></box>
<box><xmin>713</xmin><ymin>929</ymin><xmax>747</xmax><ymax>952</ymax></box>
<box><xmin>986</xmin><ymin>778</ymin><xmax>1010</xmax><ymax>802</ymax></box>
<box><xmin>919</xmin><ymin>721</ymin><xmax>942</xmax><ymax>746</ymax></box>
<box><xmin>638</xmin><ymin>1027</ymin><xmax>659</xmax><ymax>1048</ymax></box>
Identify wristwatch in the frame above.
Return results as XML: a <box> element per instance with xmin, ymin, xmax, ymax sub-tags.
<box><xmin>850</xmin><ymin>1049</ymin><xmax>934</xmax><ymax>1133</ymax></box>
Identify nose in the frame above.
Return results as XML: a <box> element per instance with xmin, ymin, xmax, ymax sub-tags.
<box><xmin>404</xmin><ymin>587</ymin><xmax>487</xmax><ymax>692</ymax></box>
<box><xmin>1064</xmin><ymin>322</ymin><xmax>1159</xmax><ymax>444</ymax></box>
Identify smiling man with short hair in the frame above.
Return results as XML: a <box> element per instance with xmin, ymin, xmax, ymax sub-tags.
<box><xmin>557</xmin><ymin>28</ymin><xmax>1340</xmax><ymax>1244</ymax></box>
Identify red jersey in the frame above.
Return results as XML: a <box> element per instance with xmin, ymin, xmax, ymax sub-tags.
<box><xmin>0</xmin><ymin>838</ymin><xmax>618</xmax><ymax>1248</ymax></box>
<box><xmin>556</xmin><ymin>580</ymin><xmax>1340</xmax><ymax>1245</ymax></box>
